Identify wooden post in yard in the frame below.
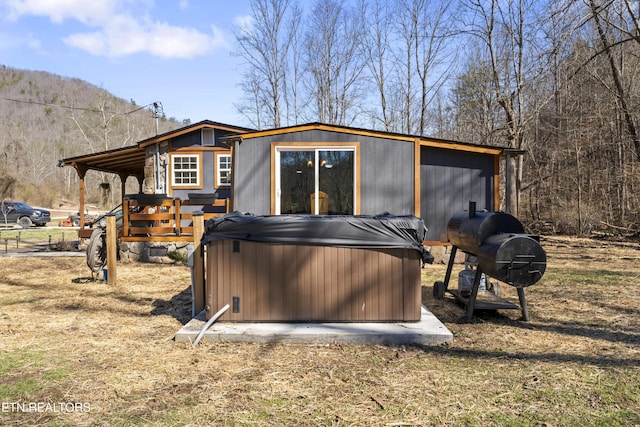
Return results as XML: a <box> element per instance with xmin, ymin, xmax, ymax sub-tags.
<box><xmin>106</xmin><ymin>213</ymin><xmax>117</xmax><ymax>285</ymax></box>
<box><xmin>192</xmin><ymin>211</ymin><xmax>205</xmax><ymax>314</ymax></box>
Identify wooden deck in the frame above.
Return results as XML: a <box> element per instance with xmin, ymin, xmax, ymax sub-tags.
<box><xmin>78</xmin><ymin>197</ymin><xmax>229</xmax><ymax>242</ymax></box>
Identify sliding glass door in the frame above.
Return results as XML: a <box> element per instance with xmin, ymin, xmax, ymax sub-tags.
<box><xmin>276</xmin><ymin>147</ymin><xmax>355</xmax><ymax>215</ymax></box>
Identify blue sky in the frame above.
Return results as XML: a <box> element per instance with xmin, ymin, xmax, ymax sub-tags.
<box><xmin>0</xmin><ymin>0</ymin><xmax>256</xmax><ymax>126</ymax></box>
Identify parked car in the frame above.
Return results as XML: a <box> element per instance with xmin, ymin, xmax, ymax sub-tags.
<box><xmin>0</xmin><ymin>201</ymin><xmax>51</xmax><ymax>228</ymax></box>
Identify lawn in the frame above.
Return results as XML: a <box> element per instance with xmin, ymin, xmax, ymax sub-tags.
<box><xmin>0</xmin><ymin>235</ymin><xmax>638</xmax><ymax>426</ymax></box>
<box><xmin>0</xmin><ymin>227</ymin><xmax>78</xmax><ymax>253</ymax></box>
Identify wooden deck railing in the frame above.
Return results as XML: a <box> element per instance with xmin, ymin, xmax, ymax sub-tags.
<box><xmin>120</xmin><ymin>197</ymin><xmax>229</xmax><ymax>242</ymax></box>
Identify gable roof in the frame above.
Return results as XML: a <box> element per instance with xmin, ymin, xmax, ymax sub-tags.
<box><xmin>222</xmin><ymin>122</ymin><xmax>506</xmax><ymax>156</ymax></box>
<box><xmin>59</xmin><ymin>120</ymin><xmax>255</xmax><ymax>177</ymax></box>
<box><xmin>60</xmin><ymin>120</ymin><xmax>508</xmax><ymax>178</ymax></box>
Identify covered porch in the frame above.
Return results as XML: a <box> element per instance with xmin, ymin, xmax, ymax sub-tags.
<box><xmin>59</xmin><ymin>144</ymin><xmax>230</xmax><ymax>242</ymax></box>
<box><xmin>57</xmin><ymin>121</ymin><xmax>254</xmax><ymax>242</ymax></box>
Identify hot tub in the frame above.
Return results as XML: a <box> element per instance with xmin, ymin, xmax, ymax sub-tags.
<box><xmin>202</xmin><ymin>212</ymin><xmax>432</xmax><ymax>322</ymax></box>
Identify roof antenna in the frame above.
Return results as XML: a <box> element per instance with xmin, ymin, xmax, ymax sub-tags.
<box><xmin>151</xmin><ymin>102</ymin><xmax>164</xmax><ymax>135</ymax></box>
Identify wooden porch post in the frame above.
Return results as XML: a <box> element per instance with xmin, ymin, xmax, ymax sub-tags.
<box><xmin>106</xmin><ymin>213</ymin><xmax>117</xmax><ymax>285</ymax></box>
<box><xmin>192</xmin><ymin>211</ymin><xmax>206</xmax><ymax>315</ymax></box>
<box><xmin>136</xmin><ymin>172</ymin><xmax>145</xmax><ymax>194</ymax></box>
<box><xmin>118</xmin><ymin>173</ymin><xmax>128</xmax><ymax>201</ymax></box>
<box><xmin>75</xmin><ymin>165</ymin><xmax>87</xmax><ymax>229</ymax></box>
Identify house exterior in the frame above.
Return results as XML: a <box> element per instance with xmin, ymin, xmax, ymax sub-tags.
<box><xmin>60</xmin><ymin>120</ymin><xmax>255</xmax><ymax>233</ymax></box>
<box><xmin>60</xmin><ymin>120</ymin><xmax>513</xmax><ymax>316</ymax></box>
<box><xmin>226</xmin><ymin>123</ymin><xmax>504</xmax><ymax>243</ymax></box>
<box><xmin>61</xmin><ymin>121</ymin><xmax>508</xmax><ymax>245</ymax></box>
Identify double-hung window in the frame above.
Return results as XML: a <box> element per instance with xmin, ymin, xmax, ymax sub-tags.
<box><xmin>171</xmin><ymin>154</ymin><xmax>201</xmax><ymax>188</ymax></box>
<box><xmin>216</xmin><ymin>153</ymin><xmax>231</xmax><ymax>187</ymax></box>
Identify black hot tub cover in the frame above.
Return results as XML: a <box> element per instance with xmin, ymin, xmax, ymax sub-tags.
<box><xmin>203</xmin><ymin>211</ymin><xmax>433</xmax><ymax>264</ymax></box>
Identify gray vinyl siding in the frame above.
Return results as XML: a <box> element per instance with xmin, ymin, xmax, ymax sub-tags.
<box><xmin>172</xmin><ymin>132</ymin><xmax>202</xmax><ymax>148</ymax></box>
<box><xmin>360</xmin><ymin>136</ymin><xmax>414</xmax><ymax>215</ymax></box>
<box><xmin>233</xmin><ymin>137</ymin><xmax>272</xmax><ymax>214</ymax></box>
<box><xmin>420</xmin><ymin>147</ymin><xmax>495</xmax><ymax>241</ymax></box>
<box><xmin>172</xmin><ymin>129</ymin><xmax>239</xmax><ymax>149</ymax></box>
<box><xmin>233</xmin><ymin>130</ymin><xmax>415</xmax><ymax>216</ymax></box>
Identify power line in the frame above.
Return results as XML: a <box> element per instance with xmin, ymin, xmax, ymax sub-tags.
<box><xmin>0</xmin><ymin>96</ymin><xmax>156</xmax><ymax>116</ymax></box>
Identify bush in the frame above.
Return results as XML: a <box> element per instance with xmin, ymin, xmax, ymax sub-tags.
<box><xmin>167</xmin><ymin>250</ymin><xmax>189</xmax><ymax>264</ymax></box>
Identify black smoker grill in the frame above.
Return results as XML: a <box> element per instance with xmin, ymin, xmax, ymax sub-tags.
<box><xmin>433</xmin><ymin>202</ymin><xmax>546</xmax><ymax>321</ymax></box>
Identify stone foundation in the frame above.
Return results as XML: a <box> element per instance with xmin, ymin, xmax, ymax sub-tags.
<box><xmin>119</xmin><ymin>241</ymin><xmax>192</xmax><ymax>264</ymax></box>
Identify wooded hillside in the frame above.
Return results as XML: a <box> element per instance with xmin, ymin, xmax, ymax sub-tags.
<box><xmin>0</xmin><ymin>65</ymin><xmax>180</xmax><ymax>210</ymax></box>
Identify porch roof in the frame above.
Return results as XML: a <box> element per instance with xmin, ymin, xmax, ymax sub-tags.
<box><xmin>58</xmin><ymin>120</ymin><xmax>255</xmax><ymax>177</ymax></box>
<box><xmin>59</xmin><ymin>144</ymin><xmax>146</xmax><ymax>177</ymax></box>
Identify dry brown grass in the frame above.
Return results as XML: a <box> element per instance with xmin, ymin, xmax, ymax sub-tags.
<box><xmin>0</xmin><ymin>235</ymin><xmax>639</xmax><ymax>426</ymax></box>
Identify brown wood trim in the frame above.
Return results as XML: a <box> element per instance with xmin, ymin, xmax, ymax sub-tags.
<box><xmin>168</xmin><ymin>151</ymin><xmax>204</xmax><ymax>191</ymax></box>
<box><xmin>270</xmin><ymin>142</ymin><xmax>276</xmax><ymax>215</ymax></box>
<box><xmin>414</xmin><ymin>138</ymin><xmax>421</xmax><ymax>217</ymax></box>
<box><xmin>180</xmin><ymin>198</ymin><xmax>227</xmax><ymax>207</ymax></box>
<box><xmin>128</xmin><ymin>226</ymin><xmax>176</xmax><ymax>234</ymax></box>
<box><xmin>243</xmin><ymin>124</ymin><xmax>414</xmax><ymax>142</ymax></box>
<box><xmin>139</xmin><ymin>122</ymin><xmax>252</xmax><ymax>149</ymax></box>
<box><xmin>78</xmin><ymin>170</ymin><xmax>86</xmax><ymax>229</ymax></box>
<box><xmin>241</xmin><ymin>123</ymin><xmax>504</xmax><ymax>156</ymax></box>
<box><xmin>123</xmin><ymin>199</ymin><xmax>130</xmax><ymax>237</ymax></box>
<box><xmin>192</xmin><ymin>213</ymin><xmax>205</xmax><ymax>314</ymax></box>
<box><xmin>129</xmin><ymin>212</ymin><xmax>174</xmax><ymax>221</ymax></box>
<box><xmin>354</xmin><ymin>143</ymin><xmax>361</xmax><ymax>214</ymax></box>
<box><xmin>494</xmin><ymin>155</ymin><xmax>501</xmax><ymax>211</ymax></box>
<box><xmin>270</xmin><ymin>142</ymin><xmax>361</xmax><ymax>215</ymax></box>
<box><xmin>419</xmin><ymin>139</ymin><xmax>503</xmax><ymax>155</ymax></box>
<box><xmin>121</xmin><ymin>236</ymin><xmax>194</xmax><ymax>242</ymax></box>
<box><xmin>171</xmin><ymin>146</ymin><xmax>231</xmax><ymax>153</ymax></box>
<box><xmin>106</xmin><ymin>215</ymin><xmax>118</xmax><ymax>285</ymax></box>
<box><xmin>179</xmin><ymin>213</ymin><xmax>220</xmax><ymax>221</ymax></box>
<box><xmin>229</xmin><ymin>142</ymin><xmax>235</xmax><ymax>211</ymax></box>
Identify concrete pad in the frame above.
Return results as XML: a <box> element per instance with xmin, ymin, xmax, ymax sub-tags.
<box><xmin>175</xmin><ymin>306</ymin><xmax>453</xmax><ymax>345</ymax></box>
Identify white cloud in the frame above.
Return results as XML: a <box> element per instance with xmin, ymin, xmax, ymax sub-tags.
<box><xmin>4</xmin><ymin>0</ymin><xmax>117</xmax><ymax>25</ymax></box>
<box><xmin>5</xmin><ymin>0</ymin><xmax>229</xmax><ymax>59</ymax></box>
<box><xmin>62</xmin><ymin>31</ymin><xmax>106</xmax><ymax>56</ymax></box>
<box><xmin>233</xmin><ymin>15</ymin><xmax>254</xmax><ymax>35</ymax></box>
<box><xmin>64</xmin><ymin>20</ymin><xmax>229</xmax><ymax>58</ymax></box>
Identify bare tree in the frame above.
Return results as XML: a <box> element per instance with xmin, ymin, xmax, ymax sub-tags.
<box><xmin>391</xmin><ymin>0</ymin><xmax>454</xmax><ymax>135</ymax></box>
<box><xmin>588</xmin><ymin>0</ymin><xmax>640</xmax><ymax>162</ymax></box>
<box><xmin>68</xmin><ymin>92</ymin><xmax>157</xmax><ymax>207</ymax></box>
<box><xmin>358</xmin><ymin>0</ymin><xmax>395</xmax><ymax>131</ymax></box>
<box><xmin>233</xmin><ymin>0</ymin><xmax>302</xmax><ymax>129</ymax></box>
<box><xmin>458</xmin><ymin>0</ymin><xmax>549</xmax><ymax>216</ymax></box>
<box><xmin>304</xmin><ymin>0</ymin><xmax>366</xmax><ymax>125</ymax></box>
<box><xmin>450</xmin><ymin>47</ymin><xmax>503</xmax><ymax>145</ymax></box>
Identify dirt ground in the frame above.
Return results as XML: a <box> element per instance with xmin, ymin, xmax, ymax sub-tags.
<box><xmin>0</xmin><ymin>235</ymin><xmax>638</xmax><ymax>426</ymax></box>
